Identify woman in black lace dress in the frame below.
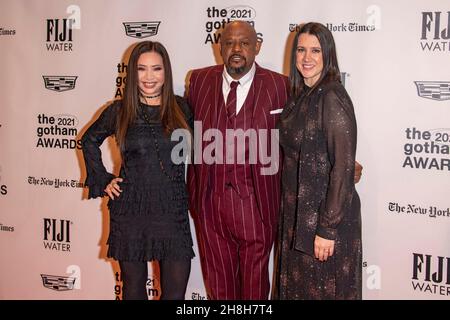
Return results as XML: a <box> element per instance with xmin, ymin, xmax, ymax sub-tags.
<box><xmin>81</xmin><ymin>41</ymin><xmax>194</xmax><ymax>300</ymax></box>
<box><xmin>274</xmin><ymin>22</ymin><xmax>362</xmax><ymax>299</ymax></box>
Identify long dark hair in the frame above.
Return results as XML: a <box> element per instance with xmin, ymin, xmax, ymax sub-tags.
<box><xmin>116</xmin><ymin>41</ymin><xmax>189</xmax><ymax>149</ymax></box>
<box><xmin>289</xmin><ymin>22</ymin><xmax>341</xmax><ymax>98</ymax></box>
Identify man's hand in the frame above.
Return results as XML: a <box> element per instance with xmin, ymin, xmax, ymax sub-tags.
<box><xmin>104</xmin><ymin>177</ymin><xmax>123</xmax><ymax>200</ymax></box>
<box><xmin>354</xmin><ymin>161</ymin><xmax>363</xmax><ymax>184</ymax></box>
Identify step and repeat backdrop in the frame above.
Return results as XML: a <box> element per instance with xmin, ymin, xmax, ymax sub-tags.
<box><xmin>1</xmin><ymin>0</ymin><xmax>449</xmax><ymax>300</ymax></box>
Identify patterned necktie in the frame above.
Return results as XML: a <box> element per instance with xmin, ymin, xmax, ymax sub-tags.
<box><xmin>226</xmin><ymin>81</ymin><xmax>239</xmax><ymax>119</ymax></box>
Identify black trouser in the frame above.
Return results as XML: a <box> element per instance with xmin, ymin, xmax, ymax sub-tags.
<box><xmin>119</xmin><ymin>259</ymin><xmax>191</xmax><ymax>300</ymax></box>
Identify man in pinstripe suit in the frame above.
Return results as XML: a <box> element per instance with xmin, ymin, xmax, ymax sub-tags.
<box><xmin>187</xmin><ymin>21</ymin><xmax>289</xmax><ymax>300</ymax></box>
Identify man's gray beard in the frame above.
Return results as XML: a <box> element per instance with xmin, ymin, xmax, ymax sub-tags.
<box><xmin>226</xmin><ymin>65</ymin><xmax>245</xmax><ymax>75</ymax></box>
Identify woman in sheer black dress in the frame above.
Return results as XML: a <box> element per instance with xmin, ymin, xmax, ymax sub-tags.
<box><xmin>81</xmin><ymin>41</ymin><xmax>194</xmax><ymax>300</ymax></box>
<box><xmin>274</xmin><ymin>22</ymin><xmax>362</xmax><ymax>300</ymax></box>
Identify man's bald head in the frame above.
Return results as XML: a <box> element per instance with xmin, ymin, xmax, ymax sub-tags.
<box><xmin>221</xmin><ymin>21</ymin><xmax>258</xmax><ymax>44</ymax></box>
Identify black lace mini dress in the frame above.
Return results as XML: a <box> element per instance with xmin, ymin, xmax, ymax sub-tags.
<box><xmin>81</xmin><ymin>98</ymin><xmax>194</xmax><ymax>262</ymax></box>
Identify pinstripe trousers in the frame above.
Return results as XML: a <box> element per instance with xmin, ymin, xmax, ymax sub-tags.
<box><xmin>198</xmin><ymin>186</ymin><xmax>274</xmax><ymax>300</ymax></box>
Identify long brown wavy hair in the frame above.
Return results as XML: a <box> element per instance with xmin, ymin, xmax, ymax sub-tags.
<box><xmin>289</xmin><ymin>22</ymin><xmax>341</xmax><ymax>98</ymax></box>
<box><xmin>116</xmin><ymin>41</ymin><xmax>189</xmax><ymax>149</ymax></box>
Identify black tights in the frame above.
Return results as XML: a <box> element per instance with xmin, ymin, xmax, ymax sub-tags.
<box><xmin>119</xmin><ymin>259</ymin><xmax>191</xmax><ymax>300</ymax></box>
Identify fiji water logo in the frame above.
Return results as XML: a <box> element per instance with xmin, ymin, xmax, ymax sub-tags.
<box><xmin>45</xmin><ymin>6</ymin><xmax>81</xmax><ymax>52</ymax></box>
<box><xmin>412</xmin><ymin>253</ymin><xmax>450</xmax><ymax>296</ymax></box>
<box><xmin>43</xmin><ymin>218</ymin><xmax>72</xmax><ymax>251</ymax></box>
<box><xmin>420</xmin><ymin>11</ymin><xmax>450</xmax><ymax>52</ymax></box>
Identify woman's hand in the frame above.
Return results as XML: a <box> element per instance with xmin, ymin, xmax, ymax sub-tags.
<box><xmin>314</xmin><ymin>235</ymin><xmax>335</xmax><ymax>262</ymax></box>
<box><xmin>104</xmin><ymin>177</ymin><xmax>123</xmax><ymax>200</ymax></box>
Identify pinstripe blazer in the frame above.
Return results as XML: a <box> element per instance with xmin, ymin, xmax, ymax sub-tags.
<box><xmin>187</xmin><ymin>64</ymin><xmax>289</xmax><ymax>227</ymax></box>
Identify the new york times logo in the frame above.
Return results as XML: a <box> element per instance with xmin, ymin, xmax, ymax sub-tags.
<box><xmin>205</xmin><ymin>6</ymin><xmax>262</xmax><ymax>44</ymax></box>
<box><xmin>43</xmin><ymin>218</ymin><xmax>72</xmax><ymax>252</ymax></box>
<box><xmin>0</xmin><ymin>223</ymin><xmax>14</xmax><ymax>232</ymax></box>
<box><xmin>290</xmin><ymin>5</ymin><xmax>381</xmax><ymax>34</ymax></box>
<box><xmin>0</xmin><ymin>27</ymin><xmax>16</xmax><ymax>36</ymax></box>
<box><xmin>28</xmin><ymin>176</ymin><xmax>85</xmax><ymax>189</ymax></box>
<box><xmin>414</xmin><ymin>81</ymin><xmax>450</xmax><ymax>101</ymax></box>
<box><xmin>290</xmin><ymin>22</ymin><xmax>376</xmax><ymax>33</ymax></box>
<box><xmin>43</xmin><ymin>76</ymin><xmax>78</xmax><ymax>92</ymax></box>
<box><xmin>191</xmin><ymin>292</ymin><xmax>207</xmax><ymax>300</ymax></box>
<box><xmin>412</xmin><ymin>253</ymin><xmax>450</xmax><ymax>296</ymax></box>
<box><xmin>123</xmin><ymin>21</ymin><xmax>160</xmax><ymax>38</ymax></box>
<box><xmin>420</xmin><ymin>12</ymin><xmax>450</xmax><ymax>52</ymax></box>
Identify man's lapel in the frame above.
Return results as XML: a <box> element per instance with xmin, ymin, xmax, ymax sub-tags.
<box><xmin>251</xmin><ymin>65</ymin><xmax>268</xmax><ymax>129</ymax></box>
<box><xmin>205</xmin><ymin>67</ymin><xmax>224</xmax><ymax>130</ymax></box>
